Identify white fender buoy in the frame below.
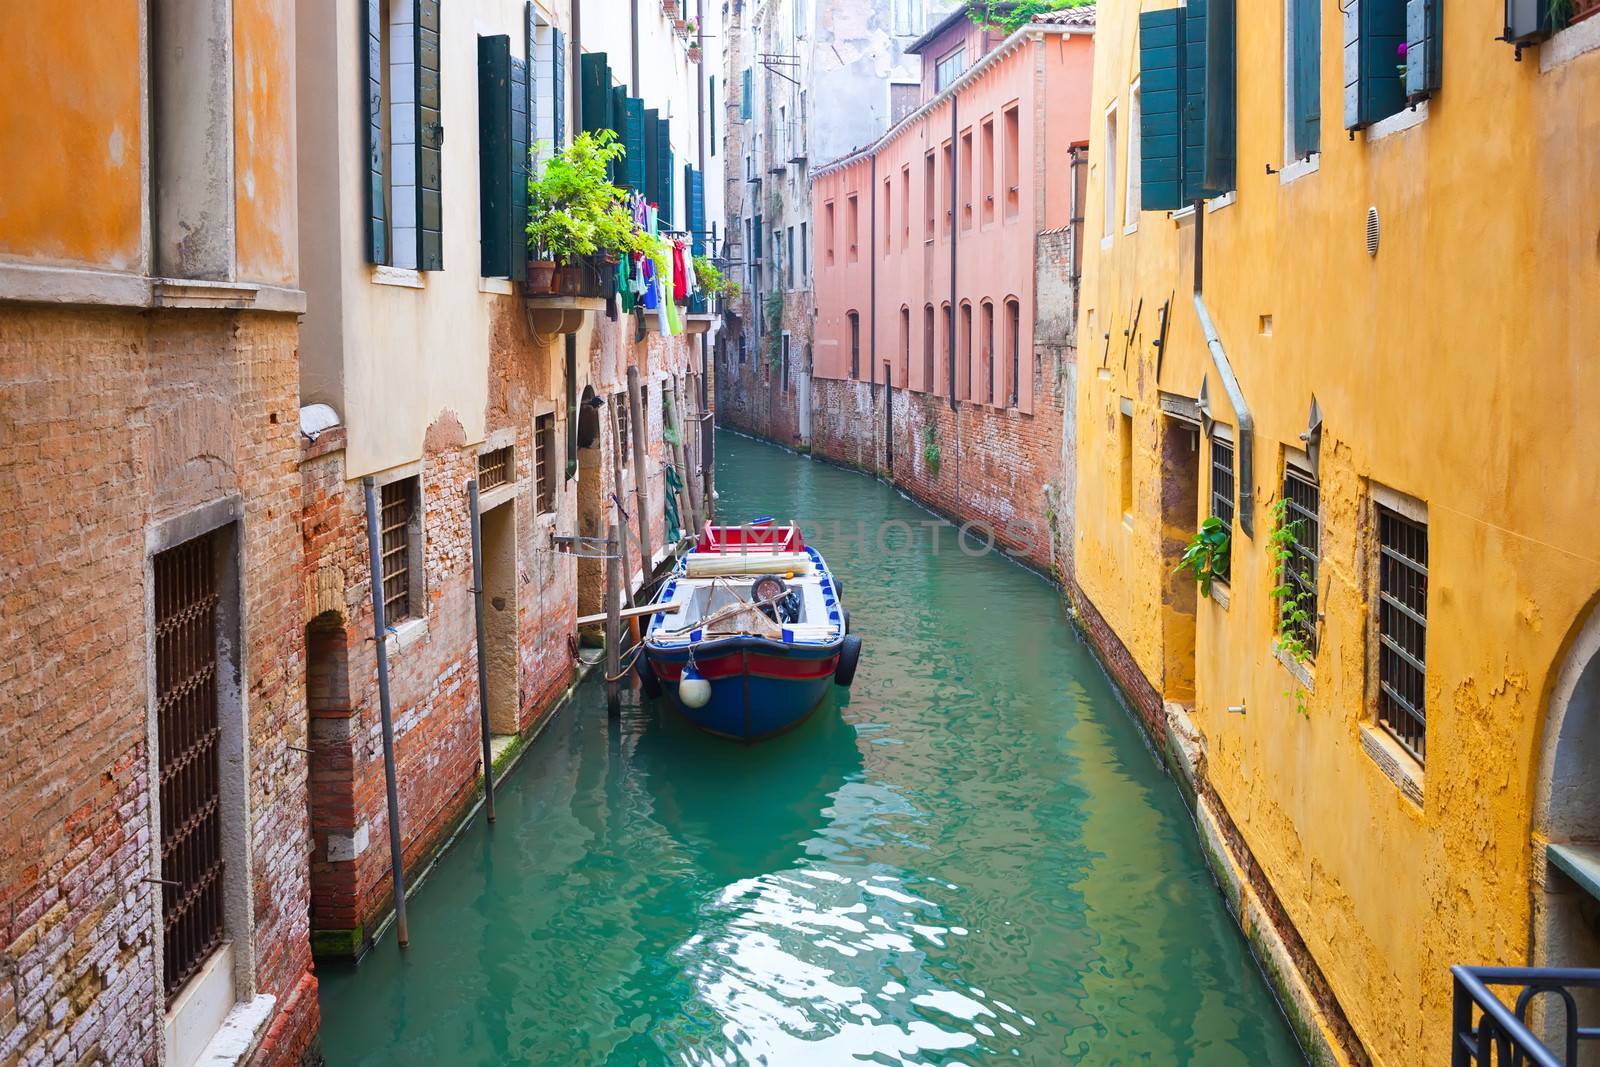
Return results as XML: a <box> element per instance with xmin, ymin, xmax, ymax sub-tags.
<box><xmin>679</xmin><ymin>665</ymin><xmax>712</xmax><ymax>708</ymax></box>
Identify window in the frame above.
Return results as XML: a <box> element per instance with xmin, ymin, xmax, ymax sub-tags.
<box><xmin>940</xmin><ymin>141</ymin><xmax>954</xmax><ymax>239</ymax></box>
<box><xmin>800</xmin><ymin>221</ymin><xmax>808</xmax><ymax>282</ymax></box>
<box><xmin>1285</xmin><ymin>0</ymin><xmax>1320</xmax><ymax>159</ymax></box>
<box><xmin>824</xmin><ymin>201</ymin><xmax>835</xmax><ymax>265</ymax></box>
<box><xmin>1377</xmin><ymin>502</ymin><xmax>1428</xmax><ymax>762</ymax></box>
<box><xmin>614</xmin><ymin>392</ymin><xmax>629</xmax><ymax>453</ymax></box>
<box><xmin>1282</xmin><ymin>466</ymin><xmax>1320</xmax><ymax>654</ymax></box>
<box><xmin>477</xmin><ymin>445</ymin><xmax>512</xmax><ymax>491</ymax></box>
<box><xmin>923</xmin><ymin>304</ymin><xmax>935</xmax><ymax>392</ymax></box>
<box><xmin>1119</xmin><ymin>404</ymin><xmax>1134</xmax><ymax>519</ymax></box>
<box><xmin>782</xmin><ymin>333</ymin><xmax>791</xmax><ymax>391</ymax></box>
<box><xmin>900</xmin><ymin>166</ymin><xmax>911</xmax><ymax>248</ymax></box>
<box><xmin>935</xmin><ymin>46</ymin><xmax>966</xmax><ymax>91</ymax></box>
<box><xmin>847</xmin><ymin>194</ymin><xmax>859</xmax><ymax>262</ymax></box>
<box><xmin>380</xmin><ymin>478</ymin><xmax>421</xmax><ymax>620</ymax></box>
<box><xmin>981</xmin><ymin>300</ymin><xmax>995</xmax><ymax>403</ymax></box>
<box><xmin>534</xmin><ymin>415</ymin><xmax>556</xmax><ymax>514</ymax></box>
<box><xmin>924</xmin><ymin>151</ymin><xmax>937</xmax><ymax>240</ymax></box>
<box><xmin>1103</xmin><ymin>102</ymin><xmax>1118</xmax><ymax>241</ymax></box>
<box><xmin>958</xmin><ymin>302</ymin><xmax>972</xmax><ymax>400</ymax></box>
<box><xmin>154</xmin><ymin>530</ymin><xmax>229</xmax><ymax>1000</ymax></box>
<box><xmin>1344</xmin><ymin>0</ymin><xmax>1407</xmax><ymax>131</ymax></box>
<box><xmin>980</xmin><ymin>117</ymin><xmax>995</xmax><ymax>225</ymax></box>
<box><xmin>942</xmin><ymin>302</ymin><xmax>954</xmax><ymax>396</ymax></box>
<box><xmin>477</xmin><ymin>34</ymin><xmax>530</xmax><ymax>279</ymax></box>
<box><xmin>1124</xmin><ymin>82</ymin><xmax>1142</xmax><ymax>232</ymax></box>
<box><xmin>893</xmin><ymin>0</ymin><xmax>926</xmax><ymax>36</ymax></box>
<box><xmin>1005</xmin><ymin>298</ymin><xmax>1020</xmax><ymax>407</ymax></box>
<box><xmin>787</xmin><ymin>226</ymin><xmax>795</xmax><ymax>288</ymax></box>
<box><xmin>848</xmin><ymin>312</ymin><xmax>861</xmax><ymax>378</ymax></box>
<box><xmin>900</xmin><ymin>306</ymin><xmax>911</xmax><ymax>387</ymax></box>
<box><xmin>741</xmin><ymin>67</ymin><xmax>753</xmax><ymax>120</ymax></box>
<box><xmin>739</xmin><ymin>335</ymin><xmax>747</xmax><ymax>364</ymax></box>
<box><xmin>890</xmin><ymin>82</ymin><xmax>921</xmax><ymax>124</ymax></box>
<box><xmin>1208</xmin><ymin>435</ymin><xmax>1234</xmax><ymax>582</ymax></box>
<box><xmin>959</xmin><ymin>128</ymin><xmax>974</xmax><ymax>230</ymax></box>
<box><xmin>1002</xmin><ymin>105</ymin><xmax>1020</xmax><ymax>220</ymax></box>
<box><xmin>883</xmin><ymin>177</ymin><xmax>893</xmax><ymax>254</ymax></box>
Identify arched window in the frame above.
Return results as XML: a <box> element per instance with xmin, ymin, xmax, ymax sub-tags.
<box><xmin>1005</xmin><ymin>298</ymin><xmax>1021</xmax><ymax>407</ymax></box>
<box><xmin>923</xmin><ymin>304</ymin><xmax>935</xmax><ymax>392</ymax></box>
<box><xmin>958</xmin><ymin>301</ymin><xmax>973</xmax><ymax>401</ymax></box>
<box><xmin>981</xmin><ymin>300</ymin><xmax>995</xmax><ymax>404</ymax></box>
<box><xmin>941</xmin><ymin>302</ymin><xmax>953</xmax><ymax>397</ymax></box>
<box><xmin>899</xmin><ymin>306</ymin><xmax>911</xmax><ymax>389</ymax></box>
<box><xmin>848</xmin><ymin>311</ymin><xmax>860</xmax><ymax>379</ymax></box>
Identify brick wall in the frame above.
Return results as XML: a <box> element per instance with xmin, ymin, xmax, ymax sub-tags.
<box><xmin>714</xmin><ymin>289</ymin><xmax>811</xmax><ymax>451</ymax></box>
<box><xmin>0</xmin><ymin>305</ymin><xmax>316</xmax><ymax>1064</ymax></box>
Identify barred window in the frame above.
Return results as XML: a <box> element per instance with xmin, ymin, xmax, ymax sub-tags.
<box><xmin>477</xmin><ymin>445</ymin><xmax>512</xmax><ymax>491</ymax></box>
<box><xmin>380</xmin><ymin>478</ymin><xmax>418</xmax><ymax>621</ymax></box>
<box><xmin>1281</xmin><ymin>468</ymin><xmax>1320</xmax><ymax>655</ymax></box>
<box><xmin>614</xmin><ymin>392</ymin><xmax>629</xmax><ymax>454</ymax></box>
<box><xmin>534</xmin><ymin>413</ymin><xmax>557</xmax><ymax>515</ymax></box>
<box><xmin>1377</xmin><ymin>505</ymin><xmax>1428</xmax><ymax>762</ymax></box>
<box><xmin>1209</xmin><ymin>436</ymin><xmax>1235</xmax><ymax>582</ymax></box>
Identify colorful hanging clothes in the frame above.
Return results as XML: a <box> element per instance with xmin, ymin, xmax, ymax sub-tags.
<box><xmin>672</xmin><ymin>242</ymin><xmax>688</xmax><ymax>304</ymax></box>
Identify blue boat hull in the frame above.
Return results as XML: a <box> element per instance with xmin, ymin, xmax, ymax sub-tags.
<box><xmin>644</xmin><ymin>636</ymin><xmax>841</xmax><ymax>742</ymax></box>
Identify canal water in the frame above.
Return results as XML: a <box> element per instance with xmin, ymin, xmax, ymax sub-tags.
<box><xmin>318</xmin><ymin>430</ymin><xmax>1304</xmax><ymax>1066</ymax></box>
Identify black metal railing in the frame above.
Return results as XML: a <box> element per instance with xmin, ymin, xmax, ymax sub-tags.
<box><xmin>1452</xmin><ymin>965</ymin><xmax>1600</xmax><ymax>1066</ymax></box>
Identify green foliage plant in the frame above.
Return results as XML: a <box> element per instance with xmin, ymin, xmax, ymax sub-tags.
<box><xmin>922</xmin><ymin>425</ymin><xmax>942</xmax><ymax>477</ymax></box>
<box><xmin>526</xmin><ymin>130</ymin><xmax>641</xmax><ymax>263</ymax></box>
<box><xmin>1269</xmin><ymin>497</ymin><xmax>1316</xmax><ymax>717</ymax></box>
<box><xmin>966</xmin><ymin>0</ymin><xmax>1093</xmax><ymax>34</ymax></box>
<box><xmin>764</xmin><ymin>291</ymin><xmax>784</xmax><ymax>366</ymax></box>
<box><xmin>1175</xmin><ymin>516</ymin><xmax>1231</xmax><ymax>598</ymax></box>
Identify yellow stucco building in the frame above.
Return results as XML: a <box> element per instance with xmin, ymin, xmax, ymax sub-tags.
<box><xmin>1072</xmin><ymin>0</ymin><xmax>1600</xmax><ymax>1062</ymax></box>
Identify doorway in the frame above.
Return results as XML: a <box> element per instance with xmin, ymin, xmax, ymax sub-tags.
<box><xmin>1158</xmin><ymin>414</ymin><xmax>1200</xmax><ymax>704</ymax></box>
<box><xmin>480</xmin><ymin>501</ymin><xmax>519</xmax><ymax>735</ymax></box>
<box><xmin>575</xmin><ymin>385</ymin><xmax>605</xmax><ymax>620</ymax></box>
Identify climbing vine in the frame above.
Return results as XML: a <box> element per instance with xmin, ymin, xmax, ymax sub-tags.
<box><xmin>965</xmin><ymin>0</ymin><xmax>1093</xmax><ymax>34</ymax></box>
<box><xmin>764</xmin><ymin>291</ymin><xmax>784</xmax><ymax>367</ymax></box>
<box><xmin>922</xmin><ymin>425</ymin><xmax>942</xmax><ymax>477</ymax></box>
<box><xmin>1269</xmin><ymin>498</ymin><xmax>1315</xmax><ymax>717</ymax></box>
<box><xmin>1175</xmin><ymin>517</ymin><xmax>1230</xmax><ymax>598</ymax></box>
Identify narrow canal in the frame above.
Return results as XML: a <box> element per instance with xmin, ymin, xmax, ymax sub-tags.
<box><xmin>318</xmin><ymin>430</ymin><xmax>1304</xmax><ymax>1065</ymax></box>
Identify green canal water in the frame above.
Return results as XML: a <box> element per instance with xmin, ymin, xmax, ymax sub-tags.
<box><xmin>318</xmin><ymin>430</ymin><xmax>1304</xmax><ymax>1066</ymax></box>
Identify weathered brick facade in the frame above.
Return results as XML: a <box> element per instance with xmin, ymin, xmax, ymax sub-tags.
<box><xmin>0</xmin><ymin>305</ymin><xmax>317</xmax><ymax>1065</ymax></box>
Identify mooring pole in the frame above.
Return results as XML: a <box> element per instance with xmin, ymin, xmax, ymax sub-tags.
<box><xmin>466</xmin><ymin>480</ymin><xmax>497</xmax><ymax>824</ymax></box>
<box><xmin>665</xmin><ymin>381</ymin><xmax>702</xmax><ymax>535</ymax></box>
<box><xmin>362</xmin><ymin>477</ymin><xmax>410</xmax><ymax>948</ymax></box>
<box><xmin>604</xmin><ymin>520</ymin><xmax>621</xmax><ymax>714</ymax></box>
<box><xmin>609</xmin><ymin>403</ymin><xmax>637</xmax><ymax>607</ymax></box>
<box><xmin>627</xmin><ymin>366</ymin><xmax>654</xmax><ymax>574</ymax></box>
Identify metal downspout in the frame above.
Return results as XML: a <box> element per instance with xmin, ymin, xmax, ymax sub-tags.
<box><xmin>869</xmin><ymin>154</ymin><xmax>878</xmax><ymax>393</ymax></box>
<box><xmin>1192</xmin><ymin>201</ymin><xmax>1253</xmax><ymax>537</ymax></box>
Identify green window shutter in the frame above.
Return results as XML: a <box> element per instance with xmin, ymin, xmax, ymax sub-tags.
<box><xmin>525</xmin><ymin>3</ymin><xmax>538</xmax><ymax>150</ymax></box>
<box><xmin>1138</xmin><ymin>8</ymin><xmax>1183</xmax><ymax>211</ymax></box>
<box><xmin>741</xmin><ymin>68</ymin><xmax>752</xmax><ymax>120</ymax></box>
<box><xmin>753</xmin><ymin>214</ymin><xmax>762</xmax><ymax>260</ymax></box>
<box><xmin>688</xmin><ymin>167</ymin><xmax>706</xmax><ymax>254</ymax></box>
<box><xmin>418</xmin><ymin>0</ymin><xmax>444</xmax><ymax>271</ymax></box>
<box><xmin>510</xmin><ymin>55</ymin><xmax>529</xmax><ymax>280</ymax></box>
<box><xmin>663</xmin><ymin>138</ymin><xmax>675</xmax><ymax>228</ymax></box>
<box><xmin>1292</xmin><ymin>0</ymin><xmax>1322</xmax><ymax>157</ymax></box>
<box><xmin>609</xmin><ymin>83</ymin><xmax>627</xmax><ymax>182</ymax></box>
<box><xmin>552</xmin><ymin>27</ymin><xmax>566</xmax><ymax>149</ymax></box>
<box><xmin>1202</xmin><ymin>0</ymin><xmax>1236</xmax><ymax>196</ymax></box>
<box><xmin>363</xmin><ymin>0</ymin><xmax>387</xmax><ymax>264</ymax></box>
<box><xmin>1181</xmin><ymin>0</ymin><xmax>1208</xmax><ymax>204</ymax></box>
<box><xmin>580</xmin><ymin>53</ymin><xmax>610</xmax><ymax>134</ymax></box>
<box><xmin>623</xmin><ymin>98</ymin><xmax>646</xmax><ymax>192</ymax></box>
<box><xmin>478</xmin><ymin>36</ymin><xmax>512</xmax><ymax>278</ymax></box>
<box><xmin>1404</xmin><ymin>0</ymin><xmax>1440</xmax><ymax>99</ymax></box>
<box><xmin>643</xmin><ymin>107</ymin><xmax>661</xmax><ymax>205</ymax></box>
<box><xmin>1344</xmin><ymin>0</ymin><xmax>1406</xmax><ymax>130</ymax></box>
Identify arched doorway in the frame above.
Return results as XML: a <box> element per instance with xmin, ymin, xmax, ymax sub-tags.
<box><xmin>1531</xmin><ymin>597</ymin><xmax>1600</xmax><ymax>1057</ymax></box>
<box><xmin>305</xmin><ymin>610</ymin><xmax>360</xmax><ymax>957</ymax></box>
<box><xmin>575</xmin><ymin>385</ymin><xmax>606</xmax><ymax>620</ymax></box>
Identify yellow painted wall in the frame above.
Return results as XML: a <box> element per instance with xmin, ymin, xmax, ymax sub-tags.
<box><xmin>1076</xmin><ymin>4</ymin><xmax>1600</xmax><ymax>1063</ymax></box>
<box><xmin>234</xmin><ymin>0</ymin><xmax>298</xmax><ymax>286</ymax></box>
<box><xmin>0</xmin><ymin>2</ymin><xmax>145</xmax><ymax>270</ymax></box>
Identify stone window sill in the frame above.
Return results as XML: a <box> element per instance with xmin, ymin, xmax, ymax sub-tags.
<box><xmin>1541</xmin><ymin>15</ymin><xmax>1600</xmax><ymax>71</ymax></box>
<box><xmin>1278</xmin><ymin>154</ymin><xmax>1320</xmax><ymax>186</ymax></box>
<box><xmin>1367</xmin><ymin>101</ymin><xmax>1429</xmax><ymax>142</ymax></box>
<box><xmin>1275</xmin><ymin>644</ymin><xmax>1314</xmax><ymax>692</ymax></box>
<box><xmin>479</xmin><ymin>277</ymin><xmax>514</xmax><ymax>295</ymax></box>
<box><xmin>1208</xmin><ymin>581</ymin><xmax>1231</xmax><ymax>611</ymax></box>
<box><xmin>386</xmin><ymin>616</ymin><xmax>429</xmax><ymax>657</ymax></box>
<box><xmin>1360</xmin><ymin>722</ymin><xmax>1424</xmax><ymax>808</ymax></box>
<box><xmin>373</xmin><ymin>266</ymin><xmax>425</xmax><ymax>289</ymax></box>
<box><xmin>195</xmin><ymin>995</ymin><xmax>277</xmax><ymax>1066</ymax></box>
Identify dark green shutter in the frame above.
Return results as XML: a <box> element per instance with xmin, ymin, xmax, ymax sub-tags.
<box><xmin>552</xmin><ymin>27</ymin><xmax>566</xmax><ymax>149</ymax></box>
<box><xmin>643</xmin><ymin>108</ymin><xmax>661</xmax><ymax>204</ymax></box>
<box><xmin>662</xmin><ymin>138</ymin><xmax>675</xmax><ymax>228</ymax></box>
<box><xmin>418</xmin><ymin>0</ymin><xmax>443</xmax><ymax>270</ymax></box>
<box><xmin>609</xmin><ymin>83</ymin><xmax>627</xmax><ymax>182</ymax></box>
<box><xmin>1344</xmin><ymin>0</ymin><xmax>1406</xmax><ymax>130</ymax></box>
<box><xmin>1404</xmin><ymin>0</ymin><xmax>1440</xmax><ymax>99</ymax></box>
<box><xmin>1181</xmin><ymin>0</ymin><xmax>1208</xmax><ymax>203</ymax></box>
<box><xmin>1292</xmin><ymin>0</ymin><xmax>1321</xmax><ymax>157</ymax></box>
<box><xmin>525</xmin><ymin>3</ymin><xmax>538</xmax><ymax>149</ymax></box>
<box><xmin>478</xmin><ymin>36</ymin><xmax>512</xmax><ymax>278</ymax></box>
<box><xmin>363</xmin><ymin>0</ymin><xmax>387</xmax><ymax>264</ymax></box>
<box><xmin>1202</xmin><ymin>0</ymin><xmax>1236</xmax><ymax>197</ymax></box>
<box><xmin>580</xmin><ymin>53</ymin><xmax>610</xmax><ymax>134</ymax></box>
<box><xmin>753</xmin><ymin>214</ymin><xmax>762</xmax><ymax>261</ymax></box>
<box><xmin>1138</xmin><ymin>8</ymin><xmax>1183</xmax><ymax>211</ymax></box>
<box><xmin>741</xmin><ymin>69</ymin><xmax>753</xmax><ymax>120</ymax></box>
<box><xmin>510</xmin><ymin>55</ymin><xmax>529</xmax><ymax>279</ymax></box>
<box><xmin>623</xmin><ymin>98</ymin><xmax>646</xmax><ymax>192</ymax></box>
<box><xmin>687</xmin><ymin>166</ymin><xmax>706</xmax><ymax>253</ymax></box>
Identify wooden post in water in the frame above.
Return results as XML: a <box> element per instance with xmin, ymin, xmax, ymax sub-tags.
<box><xmin>663</xmin><ymin>383</ymin><xmax>701</xmax><ymax>537</ymax></box>
<box><xmin>626</xmin><ymin>366</ymin><xmax>653</xmax><ymax>576</ymax></box>
<box><xmin>361</xmin><ymin>478</ymin><xmax>409</xmax><ymax>948</ymax></box>
<box><xmin>466</xmin><ymin>480</ymin><xmax>496</xmax><ymax>824</ymax></box>
<box><xmin>609</xmin><ymin>403</ymin><xmax>636</xmax><ymax>608</ymax></box>
<box><xmin>604</xmin><ymin>521</ymin><xmax>621</xmax><ymax>714</ymax></box>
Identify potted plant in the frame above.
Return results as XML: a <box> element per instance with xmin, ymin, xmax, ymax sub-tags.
<box><xmin>687</xmin><ymin>43</ymin><xmax>702</xmax><ymax>62</ymax></box>
<box><xmin>526</xmin><ymin>130</ymin><xmax>640</xmax><ymax>297</ymax></box>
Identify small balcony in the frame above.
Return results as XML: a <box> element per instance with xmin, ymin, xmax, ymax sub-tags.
<box><xmin>522</xmin><ymin>255</ymin><xmax>611</xmax><ymax>341</ymax></box>
<box><xmin>1451</xmin><ymin>965</ymin><xmax>1600</xmax><ymax>1066</ymax></box>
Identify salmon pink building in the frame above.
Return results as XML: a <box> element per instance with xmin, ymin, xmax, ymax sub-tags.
<box><xmin>804</xmin><ymin>7</ymin><xmax>1094</xmax><ymax>570</ymax></box>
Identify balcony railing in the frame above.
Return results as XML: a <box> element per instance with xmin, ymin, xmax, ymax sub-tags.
<box><xmin>1451</xmin><ymin>966</ymin><xmax>1600</xmax><ymax>1066</ymax></box>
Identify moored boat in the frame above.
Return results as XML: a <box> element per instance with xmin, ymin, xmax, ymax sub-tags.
<box><xmin>638</xmin><ymin>519</ymin><xmax>862</xmax><ymax>741</ymax></box>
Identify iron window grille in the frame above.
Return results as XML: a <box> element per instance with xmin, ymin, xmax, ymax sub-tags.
<box><xmin>614</xmin><ymin>393</ymin><xmax>629</xmax><ymax>453</ymax></box>
<box><xmin>1377</xmin><ymin>504</ymin><xmax>1428</xmax><ymax>762</ymax></box>
<box><xmin>535</xmin><ymin>413</ymin><xmax>557</xmax><ymax>515</ymax></box>
<box><xmin>849</xmin><ymin>312</ymin><xmax>860</xmax><ymax>379</ymax></box>
<box><xmin>1209</xmin><ymin>437</ymin><xmax>1235</xmax><ymax>582</ymax></box>
<box><xmin>477</xmin><ymin>446</ymin><xmax>512</xmax><ymax>491</ymax></box>
<box><xmin>155</xmin><ymin>532</ymin><xmax>226</xmax><ymax>1001</ymax></box>
<box><xmin>380</xmin><ymin>479</ymin><xmax>417</xmax><ymax>621</ymax></box>
<box><xmin>1282</xmin><ymin>468</ymin><xmax>1320</xmax><ymax>655</ymax></box>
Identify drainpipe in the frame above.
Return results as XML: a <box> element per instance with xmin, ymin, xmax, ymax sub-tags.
<box><xmin>869</xmin><ymin>153</ymin><xmax>878</xmax><ymax>393</ymax></box>
<box><xmin>947</xmin><ymin>97</ymin><xmax>959</xmax><ymax>410</ymax></box>
<box><xmin>571</xmin><ymin>0</ymin><xmax>583</xmax><ymax>128</ymax></box>
<box><xmin>695</xmin><ymin>0</ymin><xmax>712</xmax><ymax>512</ymax></box>
<box><xmin>631</xmin><ymin>0</ymin><xmax>641</xmax><ymax>94</ymax></box>
<box><xmin>1192</xmin><ymin>200</ymin><xmax>1254</xmax><ymax>538</ymax></box>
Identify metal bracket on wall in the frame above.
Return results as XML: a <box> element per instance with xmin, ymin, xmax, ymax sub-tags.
<box><xmin>1153</xmin><ymin>294</ymin><xmax>1173</xmax><ymax>383</ymax></box>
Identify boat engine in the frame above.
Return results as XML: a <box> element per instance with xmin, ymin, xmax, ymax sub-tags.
<box><xmin>751</xmin><ymin>575</ymin><xmax>801</xmax><ymax>625</ymax></box>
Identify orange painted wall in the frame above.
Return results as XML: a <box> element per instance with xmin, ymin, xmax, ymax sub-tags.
<box><xmin>0</xmin><ymin>2</ymin><xmax>145</xmax><ymax>271</ymax></box>
<box><xmin>234</xmin><ymin>0</ymin><xmax>297</xmax><ymax>286</ymax></box>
